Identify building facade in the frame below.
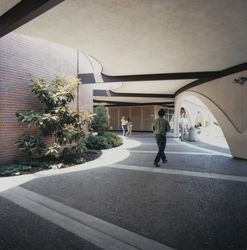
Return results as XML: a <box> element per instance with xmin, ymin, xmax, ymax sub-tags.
<box><xmin>0</xmin><ymin>33</ymin><xmax>93</xmax><ymax>163</ymax></box>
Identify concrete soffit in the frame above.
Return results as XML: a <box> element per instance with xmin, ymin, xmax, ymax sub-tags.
<box><xmin>1</xmin><ymin>0</ymin><xmax>247</xmax><ymax>106</ymax></box>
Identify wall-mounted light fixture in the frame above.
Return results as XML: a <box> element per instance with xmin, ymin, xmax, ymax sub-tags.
<box><xmin>234</xmin><ymin>77</ymin><xmax>247</xmax><ymax>85</ymax></box>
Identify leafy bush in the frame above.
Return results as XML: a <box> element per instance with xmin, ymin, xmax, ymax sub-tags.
<box><xmin>92</xmin><ymin>105</ymin><xmax>110</xmax><ymax>135</ymax></box>
<box><xmin>3</xmin><ymin>76</ymin><xmax>117</xmax><ymax>177</ymax></box>
<box><xmin>86</xmin><ymin>135</ymin><xmax>109</xmax><ymax>150</ymax></box>
<box><xmin>103</xmin><ymin>132</ymin><xmax>122</xmax><ymax>147</ymax></box>
<box><xmin>60</xmin><ymin>143</ymin><xmax>86</xmax><ymax>164</ymax></box>
<box><xmin>86</xmin><ymin>133</ymin><xmax>122</xmax><ymax>150</ymax></box>
<box><xmin>15</xmin><ymin>135</ymin><xmax>46</xmax><ymax>156</ymax></box>
<box><xmin>16</xmin><ymin>75</ymin><xmax>94</xmax><ymax>160</ymax></box>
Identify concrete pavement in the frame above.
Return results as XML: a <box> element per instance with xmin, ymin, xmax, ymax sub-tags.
<box><xmin>1</xmin><ymin>133</ymin><xmax>247</xmax><ymax>250</ymax></box>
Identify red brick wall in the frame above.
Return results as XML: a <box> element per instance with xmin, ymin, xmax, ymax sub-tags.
<box><xmin>0</xmin><ymin>33</ymin><xmax>78</xmax><ymax>164</ymax></box>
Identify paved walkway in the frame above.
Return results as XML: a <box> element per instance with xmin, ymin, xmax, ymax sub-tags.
<box><xmin>1</xmin><ymin>133</ymin><xmax>247</xmax><ymax>250</ymax></box>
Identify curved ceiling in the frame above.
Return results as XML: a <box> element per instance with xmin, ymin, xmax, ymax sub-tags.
<box><xmin>1</xmin><ymin>0</ymin><xmax>247</xmax><ymax>106</ymax></box>
<box><xmin>12</xmin><ymin>0</ymin><xmax>247</xmax><ymax>75</ymax></box>
<box><xmin>0</xmin><ymin>0</ymin><xmax>20</xmax><ymax>16</ymax></box>
<box><xmin>93</xmin><ymin>96</ymin><xmax>174</xmax><ymax>104</ymax></box>
<box><xmin>112</xmin><ymin>80</ymin><xmax>194</xmax><ymax>95</ymax></box>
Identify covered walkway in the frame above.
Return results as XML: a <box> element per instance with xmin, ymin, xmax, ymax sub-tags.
<box><xmin>1</xmin><ymin>133</ymin><xmax>247</xmax><ymax>250</ymax></box>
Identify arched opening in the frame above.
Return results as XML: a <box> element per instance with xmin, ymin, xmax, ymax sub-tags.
<box><xmin>175</xmin><ymin>90</ymin><xmax>247</xmax><ymax>159</ymax></box>
<box><xmin>175</xmin><ymin>93</ymin><xmax>230</xmax><ymax>151</ymax></box>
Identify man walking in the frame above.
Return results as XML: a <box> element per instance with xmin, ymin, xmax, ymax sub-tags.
<box><xmin>153</xmin><ymin>108</ymin><xmax>171</xmax><ymax>167</ymax></box>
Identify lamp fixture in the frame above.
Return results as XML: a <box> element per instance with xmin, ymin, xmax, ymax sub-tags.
<box><xmin>234</xmin><ymin>77</ymin><xmax>247</xmax><ymax>85</ymax></box>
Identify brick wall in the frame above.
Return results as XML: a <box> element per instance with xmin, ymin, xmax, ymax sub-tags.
<box><xmin>0</xmin><ymin>33</ymin><xmax>88</xmax><ymax>164</ymax></box>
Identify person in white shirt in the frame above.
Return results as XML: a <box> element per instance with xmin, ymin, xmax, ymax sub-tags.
<box><xmin>179</xmin><ymin>113</ymin><xmax>188</xmax><ymax>141</ymax></box>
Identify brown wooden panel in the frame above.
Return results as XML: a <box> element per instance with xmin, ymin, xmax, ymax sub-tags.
<box><xmin>129</xmin><ymin>107</ymin><xmax>142</xmax><ymax>131</ymax></box>
<box><xmin>108</xmin><ymin>107</ymin><xmax>119</xmax><ymax>130</ymax></box>
<box><xmin>119</xmin><ymin>107</ymin><xmax>130</xmax><ymax>121</ymax></box>
<box><xmin>143</xmin><ymin>106</ymin><xmax>155</xmax><ymax>131</ymax></box>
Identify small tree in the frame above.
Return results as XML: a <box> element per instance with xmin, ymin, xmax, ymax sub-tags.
<box><xmin>92</xmin><ymin>105</ymin><xmax>110</xmax><ymax>135</ymax></box>
<box><xmin>16</xmin><ymin>75</ymin><xmax>94</xmax><ymax>162</ymax></box>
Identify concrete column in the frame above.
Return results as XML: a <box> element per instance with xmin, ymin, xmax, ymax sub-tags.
<box><xmin>173</xmin><ymin>101</ymin><xmax>180</xmax><ymax>138</ymax></box>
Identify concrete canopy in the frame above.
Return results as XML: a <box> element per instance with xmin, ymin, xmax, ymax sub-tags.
<box><xmin>93</xmin><ymin>96</ymin><xmax>174</xmax><ymax>104</ymax></box>
<box><xmin>11</xmin><ymin>0</ymin><xmax>247</xmax><ymax>76</ymax></box>
<box><xmin>1</xmin><ymin>0</ymin><xmax>247</xmax><ymax>106</ymax></box>
<box><xmin>112</xmin><ymin>80</ymin><xmax>194</xmax><ymax>94</ymax></box>
<box><xmin>92</xmin><ymin>80</ymin><xmax>187</xmax><ymax>105</ymax></box>
<box><xmin>0</xmin><ymin>0</ymin><xmax>21</xmax><ymax>16</ymax></box>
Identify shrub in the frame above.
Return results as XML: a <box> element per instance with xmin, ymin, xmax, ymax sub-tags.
<box><xmin>86</xmin><ymin>132</ymin><xmax>122</xmax><ymax>150</ymax></box>
<box><xmin>103</xmin><ymin>132</ymin><xmax>122</xmax><ymax>147</ymax></box>
<box><xmin>15</xmin><ymin>134</ymin><xmax>45</xmax><ymax>156</ymax></box>
<box><xmin>91</xmin><ymin>105</ymin><xmax>110</xmax><ymax>135</ymax></box>
<box><xmin>16</xmin><ymin>75</ymin><xmax>94</xmax><ymax>160</ymax></box>
<box><xmin>86</xmin><ymin>135</ymin><xmax>109</xmax><ymax>150</ymax></box>
<box><xmin>82</xmin><ymin>149</ymin><xmax>102</xmax><ymax>162</ymax></box>
<box><xmin>60</xmin><ymin>143</ymin><xmax>86</xmax><ymax>164</ymax></box>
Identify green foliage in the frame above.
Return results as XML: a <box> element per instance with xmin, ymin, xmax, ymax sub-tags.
<box><xmin>18</xmin><ymin>159</ymin><xmax>57</xmax><ymax>169</ymax></box>
<box><xmin>0</xmin><ymin>147</ymin><xmax>102</xmax><ymax>176</ymax></box>
<box><xmin>86</xmin><ymin>135</ymin><xmax>110</xmax><ymax>150</ymax></box>
<box><xmin>92</xmin><ymin>105</ymin><xmax>110</xmax><ymax>135</ymax></box>
<box><xmin>103</xmin><ymin>132</ymin><xmax>123</xmax><ymax>147</ymax></box>
<box><xmin>0</xmin><ymin>164</ymin><xmax>32</xmax><ymax>177</ymax></box>
<box><xmin>82</xmin><ymin>149</ymin><xmax>102</xmax><ymax>162</ymax></box>
<box><xmin>61</xmin><ymin>143</ymin><xmax>86</xmax><ymax>164</ymax></box>
<box><xmin>30</xmin><ymin>76</ymin><xmax>79</xmax><ymax>108</ymax></box>
<box><xmin>45</xmin><ymin>143</ymin><xmax>61</xmax><ymax>158</ymax></box>
<box><xmin>86</xmin><ymin>132</ymin><xmax>122</xmax><ymax>150</ymax></box>
<box><xmin>12</xmin><ymin>75</ymin><xmax>114</xmax><ymax>176</ymax></box>
<box><xmin>16</xmin><ymin>75</ymin><xmax>93</xmax><ymax>161</ymax></box>
<box><xmin>15</xmin><ymin>135</ymin><xmax>45</xmax><ymax>156</ymax></box>
<box><xmin>16</xmin><ymin>111</ymin><xmax>44</xmax><ymax>128</ymax></box>
<box><xmin>0</xmin><ymin>156</ymin><xmax>63</xmax><ymax>176</ymax></box>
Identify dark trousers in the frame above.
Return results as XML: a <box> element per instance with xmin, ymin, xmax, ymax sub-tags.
<box><xmin>154</xmin><ymin>134</ymin><xmax>167</xmax><ymax>163</ymax></box>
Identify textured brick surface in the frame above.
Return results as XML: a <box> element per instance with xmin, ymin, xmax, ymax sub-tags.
<box><xmin>0</xmin><ymin>33</ymin><xmax>78</xmax><ymax>163</ymax></box>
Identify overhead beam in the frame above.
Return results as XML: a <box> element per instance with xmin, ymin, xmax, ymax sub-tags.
<box><xmin>93</xmin><ymin>89</ymin><xmax>110</xmax><ymax>97</ymax></box>
<box><xmin>78</xmin><ymin>71</ymin><xmax>214</xmax><ymax>84</ymax></box>
<box><xmin>93</xmin><ymin>101</ymin><xmax>174</xmax><ymax>107</ymax></box>
<box><xmin>175</xmin><ymin>62</ymin><xmax>247</xmax><ymax>95</ymax></box>
<box><xmin>0</xmin><ymin>0</ymin><xmax>64</xmax><ymax>38</ymax></box>
<box><xmin>79</xmin><ymin>63</ymin><xmax>247</xmax><ymax>90</ymax></box>
<box><xmin>93</xmin><ymin>100</ymin><xmax>132</xmax><ymax>106</ymax></box>
<box><xmin>109</xmin><ymin>91</ymin><xmax>174</xmax><ymax>98</ymax></box>
<box><xmin>101</xmin><ymin>71</ymin><xmax>218</xmax><ymax>82</ymax></box>
<box><xmin>93</xmin><ymin>99</ymin><xmax>174</xmax><ymax>105</ymax></box>
<box><xmin>93</xmin><ymin>89</ymin><xmax>175</xmax><ymax>98</ymax></box>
